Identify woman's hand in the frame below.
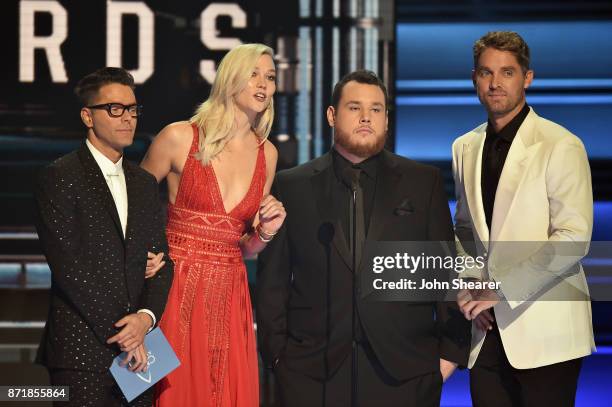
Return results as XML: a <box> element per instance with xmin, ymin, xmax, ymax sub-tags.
<box><xmin>257</xmin><ymin>194</ymin><xmax>286</xmax><ymax>236</ymax></box>
<box><xmin>145</xmin><ymin>251</ymin><xmax>165</xmax><ymax>279</ymax></box>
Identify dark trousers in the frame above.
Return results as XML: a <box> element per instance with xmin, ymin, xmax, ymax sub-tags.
<box><xmin>274</xmin><ymin>342</ymin><xmax>442</xmax><ymax>407</ymax></box>
<box><xmin>49</xmin><ymin>368</ymin><xmax>153</xmax><ymax>407</ymax></box>
<box><xmin>470</xmin><ymin>322</ymin><xmax>583</xmax><ymax>407</ymax></box>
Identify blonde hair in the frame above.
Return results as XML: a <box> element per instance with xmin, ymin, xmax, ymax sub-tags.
<box><xmin>190</xmin><ymin>43</ymin><xmax>275</xmax><ymax>164</ymax></box>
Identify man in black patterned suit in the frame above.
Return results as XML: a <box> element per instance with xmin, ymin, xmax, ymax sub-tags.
<box><xmin>34</xmin><ymin>67</ymin><xmax>173</xmax><ymax>406</ymax></box>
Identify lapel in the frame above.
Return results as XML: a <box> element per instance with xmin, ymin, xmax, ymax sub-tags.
<box><xmin>123</xmin><ymin>160</ymin><xmax>139</xmax><ymax>247</ymax></box>
<box><xmin>77</xmin><ymin>143</ymin><xmax>125</xmax><ymax>243</ymax></box>
<box><xmin>122</xmin><ymin>160</ymin><xmax>139</xmax><ymax>305</ymax></box>
<box><xmin>461</xmin><ymin>128</ymin><xmax>489</xmax><ymax>244</ymax></box>
<box><xmin>490</xmin><ymin>108</ymin><xmax>542</xmax><ymax>241</ymax></box>
<box><xmin>310</xmin><ymin>152</ymin><xmax>352</xmax><ymax>270</ymax></box>
<box><xmin>365</xmin><ymin>150</ymin><xmax>403</xmax><ymax>242</ymax></box>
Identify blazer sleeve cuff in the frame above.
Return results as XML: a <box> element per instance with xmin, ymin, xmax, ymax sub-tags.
<box><xmin>439</xmin><ymin>337</ymin><xmax>470</xmax><ymax>368</ymax></box>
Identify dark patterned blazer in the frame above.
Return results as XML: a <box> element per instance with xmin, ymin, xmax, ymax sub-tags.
<box><xmin>34</xmin><ymin>143</ymin><xmax>173</xmax><ymax>372</ymax></box>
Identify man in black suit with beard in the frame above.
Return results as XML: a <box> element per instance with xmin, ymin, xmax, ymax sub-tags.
<box><xmin>34</xmin><ymin>67</ymin><xmax>173</xmax><ymax>406</ymax></box>
<box><xmin>257</xmin><ymin>70</ymin><xmax>470</xmax><ymax>406</ymax></box>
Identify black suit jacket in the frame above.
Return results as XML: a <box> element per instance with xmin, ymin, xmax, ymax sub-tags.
<box><xmin>257</xmin><ymin>150</ymin><xmax>470</xmax><ymax>381</ymax></box>
<box><xmin>34</xmin><ymin>143</ymin><xmax>173</xmax><ymax>372</ymax></box>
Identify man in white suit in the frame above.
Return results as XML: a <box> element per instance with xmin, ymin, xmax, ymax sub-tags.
<box><xmin>452</xmin><ymin>31</ymin><xmax>595</xmax><ymax>406</ymax></box>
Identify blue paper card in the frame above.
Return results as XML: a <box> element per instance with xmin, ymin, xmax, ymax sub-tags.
<box><xmin>109</xmin><ymin>327</ymin><xmax>180</xmax><ymax>402</ymax></box>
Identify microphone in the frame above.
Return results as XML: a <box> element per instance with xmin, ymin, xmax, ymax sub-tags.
<box><xmin>318</xmin><ymin>222</ymin><xmax>335</xmax><ymax>246</ymax></box>
<box><xmin>341</xmin><ymin>166</ymin><xmax>360</xmax><ymax>191</ymax></box>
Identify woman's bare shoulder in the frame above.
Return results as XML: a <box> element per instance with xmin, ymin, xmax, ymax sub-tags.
<box><xmin>155</xmin><ymin>121</ymin><xmax>194</xmax><ymax>148</ymax></box>
<box><xmin>262</xmin><ymin>138</ymin><xmax>278</xmax><ymax>159</ymax></box>
<box><xmin>262</xmin><ymin>139</ymin><xmax>278</xmax><ymax>175</ymax></box>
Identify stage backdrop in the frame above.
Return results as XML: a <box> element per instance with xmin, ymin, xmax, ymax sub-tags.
<box><xmin>0</xmin><ymin>0</ymin><xmax>302</xmax><ymax>226</ymax></box>
<box><xmin>1</xmin><ymin>0</ymin><xmax>299</xmax><ymax>135</ymax></box>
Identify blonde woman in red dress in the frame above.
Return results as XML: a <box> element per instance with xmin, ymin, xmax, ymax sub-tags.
<box><xmin>141</xmin><ymin>43</ymin><xmax>285</xmax><ymax>406</ymax></box>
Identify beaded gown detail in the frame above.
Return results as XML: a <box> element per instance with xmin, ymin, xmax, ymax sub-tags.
<box><xmin>154</xmin><ymin>124</ymin><xmax>263</xmax><ymax>406</ymax></box>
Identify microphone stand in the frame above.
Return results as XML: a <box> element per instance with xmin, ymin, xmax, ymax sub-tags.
<box><xmin>351</xmin><ymin>184</ymin><xmax>358</xmax><ymax>407</ymax></box>
<box><xmin>342</xmin><ymin>167</ymin><xmax>360</xmax><ymax>407</ymax></box>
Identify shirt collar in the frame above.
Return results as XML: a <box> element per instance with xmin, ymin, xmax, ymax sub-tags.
<box><xmin>86</xmin><ymin>139</ymin><xmax>124</xmax><ymax>176</ymax></box>
<box><xmin>486</xmin><ymin>103</ymin><xmax>530</xmax><ymax>143</ymax></box>
<box><xmin>332</xmin><ymin>147</ymin><xmax>380</xmax><ymax>181</ymax></box>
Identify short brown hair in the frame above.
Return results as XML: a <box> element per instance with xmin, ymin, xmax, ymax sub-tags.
<box><xmin>331</xmin><ymin>70</ymin><xmax>388</xmax><ymax>110</ymax></box>
<box><xmin>74</xmin><ymin>67</ymin><xmax>135</xmax><ymax>106</ymax></box>
<box><xmin>473</xmin><ymin>31</ymin><xmax>530</xmax><ymax>73</ymax></box>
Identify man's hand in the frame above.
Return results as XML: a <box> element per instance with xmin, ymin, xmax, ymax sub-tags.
<box><xmin>440</xmin><ymin>358</ymin><xmax>457</xmax><ymax>382</ymax></box>
<box><xmin>107</xmin><ymin>313</ymin><xmax>152</xmax><ymax>352</ymax></box>
<box><xmin>145</xmin><ymin>251</ymin><xmax>165</xmax><ymax>279</ymax></box>
<box><xmin>473</xmin><ymin>309</ymin><xmax>494</xmax><ymax>331</ymax></box>
<box><xmin>120</xmin><ymin>343</ymin><xmax>149</xmax><ymax>373</ymax></box>
<box><xmin>457</xmin><ymin>288</ymin><xmax>500</xmax><ymax>320</ymax></box>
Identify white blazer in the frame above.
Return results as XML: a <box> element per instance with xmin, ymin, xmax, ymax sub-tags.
<box><xmin>452</xmin><ymin>107</ymin><xmax>595</xmax><ymax>369</ymax></box>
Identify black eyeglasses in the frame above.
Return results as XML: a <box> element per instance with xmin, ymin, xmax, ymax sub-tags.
<box><xmin>87</xmin><ymin>103</ymin><xmax>142</xmax><ymax>118</ymax></box>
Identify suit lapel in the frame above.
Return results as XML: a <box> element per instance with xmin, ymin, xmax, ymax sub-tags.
<box><xmin>365</xmin><ymin>150</ymin><xmax>402</xmax><ymax>242</ymax></box>
<box><xmin>123</xmin><ymin>161</ymin><xmax>138</xmax><ymax>245</ymax></box>
<box><xmin>121</xmin><ymin>160</ymin><xmax>141</xmax><ymax>305</ymax></box>
<box><xmin>462</xmin><ymin>128</ymin><xmax>489</xmax><ymax>244</ymax></box>
<box><xmin>77</xmin><ymin>144</ymin><xmax>124</xmax><ymax>242</ymax></box>
<box><xmin>310</xmin><ymin>152</ymin><xmax>352</xmax><ymax>270</ymax></box>
<box><xmin>490</xmin><ymin>109</ymin><xmax>541</xmax><ymax>241</ymax></box>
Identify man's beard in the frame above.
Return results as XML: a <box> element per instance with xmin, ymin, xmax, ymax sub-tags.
<box><xmin>480</xmin><ymin>92</ymin><xmax>524</xmax><ymax>118</ymax></box>
<box><xmin>334</xmin><ymin>129</ymin><xmax>387</xmax><ymax>158</ymax></box>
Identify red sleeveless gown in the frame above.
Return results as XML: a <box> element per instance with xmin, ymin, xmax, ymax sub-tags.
<box><xmin>154</xmin><ymin>124</ymin><xmax>262</xmax><ymax>406</ymax></box>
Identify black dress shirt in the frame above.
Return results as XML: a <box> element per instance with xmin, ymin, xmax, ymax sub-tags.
<box><xmin>331</xmin><ymin>148</ymin><xmax>379</xmax><ymax>243</ymax></box>
<box><xmin>331</xmin><ymin>148</ymin><xmax>380</xmax><ymax>344</ymax></box>
<box><xmin>481</xmin><ymin>104</ymin><xmax>530</xmax><ymax>231</ymax></box>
